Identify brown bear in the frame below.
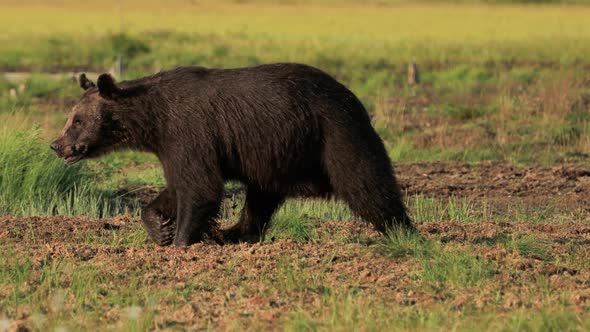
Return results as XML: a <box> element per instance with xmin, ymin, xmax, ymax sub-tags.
<box><xmin>51</xmin><ymin>63</ymin><xmax>413</xmax><ymax>246</ymax></box>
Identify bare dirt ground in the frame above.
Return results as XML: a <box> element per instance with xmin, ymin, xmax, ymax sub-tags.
<box><xmin>398</xmin><ymin>161</ymin><xmax>590</xmax><ymax>200</ymax></box>
<box><xmin>1</xmin><ymin>161</ymin><xmax>590</xmax><ymax>330</ymax></box>
<box><xmin>398</xmin><ymin>161</ymin><xmax>590</xmax><ymax>215</ymax></box>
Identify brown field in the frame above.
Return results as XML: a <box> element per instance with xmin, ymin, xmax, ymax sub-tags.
<box><xmin>2</xmin><ymin>162</ymin><xmax>589</xmax><ymax>330</ymax></box>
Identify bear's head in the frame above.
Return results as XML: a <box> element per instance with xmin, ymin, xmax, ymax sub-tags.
<box><xmin>51</xmin><ymin>73</ymin><xmax>124</xmax><ymax>164</ymax></box>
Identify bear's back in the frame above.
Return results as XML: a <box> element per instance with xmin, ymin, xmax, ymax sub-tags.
<box><xmin>133</xmin><ymin>64</ymin><xmax>373</xmax><ymax>189</ymax></box>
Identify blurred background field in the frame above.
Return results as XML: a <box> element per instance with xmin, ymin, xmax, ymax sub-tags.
<box><xmin>2</xmin><ymin>0</ymin><xmax>590</xmax><ymax>165</ymax></box>
<box><xmin>1</xmin><ymin>1</ymin><xmax>590</xmax><ymax>331</ymax></box>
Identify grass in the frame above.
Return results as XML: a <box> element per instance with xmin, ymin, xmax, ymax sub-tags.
<box><xmin>0</xmin><ymin>127</ymin><xmax>134</xmax><ymax>217</ymax></box>
<box><xmin>2</xmin><ymin>260</ymin><xmax>588</xmax><ymax>331</ymax></box>
<box><xmin>379</xmin><ymin>229</ymin><xmax>497</xmax><ymax>289</ymax></box>
<box><xmin>0</xmin><ymin>248</ymin><xmax>160</xmax><ymax>331</ymax></box>
<box><xmin>1</xmin><ymin>209</ymin><xmax>588</xmax><ymax>330</ymax></box>
<box><xmin>286</xmin><ymin>300</ymin><xmax>590</xmax><ymax>332</ymax></box>
<box><xmin>379</xmin><ymin>227</ymin><xmax>433</xmax><ymax>258</ymax></box>
<box><xmin>2</xmin><ymin>2</ymin><xmax>590</xmax><ymax>69</ymax></box>
<box><xmin>506</xmin><ymin>234</ymin><xmax>552</xmax><ymax>261</ymax></box>
<box><xmin>0</xmin><ymin>1</ymin><xmax>589</xmax><ymax>330</ymax></box>
<box><xmin>2</xmin><ymin>3</ymin><xmax>590</xmax><ymax>165</ymax></box>
<box><xmin>419</xmin><ymin>248</ymin><xmax>497</xmax><ymax>289</ymax></box>
<box><xmin>270</xmin><ymin>200</ymin><xmax>354</xmax><ymax>242</ymax></box>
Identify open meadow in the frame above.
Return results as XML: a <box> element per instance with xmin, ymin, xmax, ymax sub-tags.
<box><xmin>1</xmin><ymin>0</ymin><xmax>590</xmax><ymax>330</ymax></box>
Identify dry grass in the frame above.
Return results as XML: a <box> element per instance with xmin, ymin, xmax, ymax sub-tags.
<box><xmin>376</xmin><ymin>70</ymin><xmax>590</xmax><ymax>164</ymax></box>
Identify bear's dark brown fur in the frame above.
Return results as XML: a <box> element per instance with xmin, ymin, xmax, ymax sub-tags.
<box><xmin>51</xmin><ymin>63</ymin><xmax>413</xmax><ymax>246</ymax></box>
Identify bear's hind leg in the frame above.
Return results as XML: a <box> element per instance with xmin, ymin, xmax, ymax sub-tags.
<box><xmin>323</xmin><ymin>136</ymin><xmax>413</xmax><ymax>234</ymax></box>
<box><xmin>141</xmin><ymin>188</ymin><xmax>177</xmax><ymax>246</ymax></box>
<box><xmin>223</xmin><ymin>188</ymin><xmax>285</xmax><ymax>243</ymax></box>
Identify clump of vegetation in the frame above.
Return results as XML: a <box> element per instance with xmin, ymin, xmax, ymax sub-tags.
<box><xmin>419</xmin><ymin>248</ymin><xmax>497</xmax><ymax>289</ymax></box>
<box><xmin>379</xmin><ymin>227</ymin><xmax>432</xmax><ymax>258</ymax></box>
<box><xmin>270</xmin><ymin>200</ymin><xmax>352</xmax><ymax>242</ymax></box>
<box><xmin>0</xmin><ymin>127</ymin><xmax>129</xmax><ymax>217</ymax></box>
<box><xmin>378</xmin><ymin>227</ymin><xmax>497</xmax><ymax>289</ymax></box>
<box><xmin>506</xmin><ymin>234</ymin><xmax>552</xmax><ymax>261</ymax></box>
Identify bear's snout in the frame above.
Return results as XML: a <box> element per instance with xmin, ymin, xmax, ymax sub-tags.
<box><xmin>50</xmin><ymin>141</ymin><xmax>60</xmax><ymax>152</ymax></box>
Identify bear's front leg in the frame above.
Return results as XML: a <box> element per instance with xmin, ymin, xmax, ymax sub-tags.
<box><xmin>141</xmin><ymin>188</ymin><xmax>177</xmax><ymax>246</ymax></box>
<box><xmin>174</xmin><ymin>181</ymin><xmax>224</xmax><ymax>246</ymax></box>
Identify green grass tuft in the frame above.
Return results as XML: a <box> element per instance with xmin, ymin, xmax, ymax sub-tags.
<box><xmin>269</xmin><ymin>199</ymin><xmax>354</xmax><ymax>242</ymax></box>
<box><xmin>0</xmin><ymin>127</ymin><xmax>133</xmax><ymax>217</ymax></box>
<box><xmin>420</xmin><ymin>248</ymin><xmax>497</xmax><ymax>289</ymax></box>
<box><xmin>507</xmin><ymin>234</ymin><xmax>552</xmax><ymax>261</ymax></box>
<box><xmin>379</xmin><ymin>227</ymin><xmax>433</xmax><ymax>258</ymax></box>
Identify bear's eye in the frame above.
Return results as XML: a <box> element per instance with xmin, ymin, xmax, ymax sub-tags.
<box><xmin>73</xmin><ymin>119</ymin><xmax>82</xmax><ymax>126</ymax></box>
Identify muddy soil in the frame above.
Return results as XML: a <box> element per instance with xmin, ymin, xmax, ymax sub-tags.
<box><xmin>398</xmin><ymin>161</ymin><xmax>590</xmax><ymax>199</ymax></box>
<box><xmin>1</xmin><ymin>161</ymin><xmax>589</xmax><ymax>330</ymax></box>
<box><xmin>397</xmin><ymin>161</ymin><xmax>590</xmax><ymax>212</ymax></box>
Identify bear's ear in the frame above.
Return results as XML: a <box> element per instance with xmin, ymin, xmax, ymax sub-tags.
<box><xmin>97</xmin><ymin>73</ymin><xmax>122</xmax><ymax>99</ymax></box>
<box><xmin>79</xmin><ymin>73</ymin><xmax>95</xmax><ymax>91</ymax></box>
